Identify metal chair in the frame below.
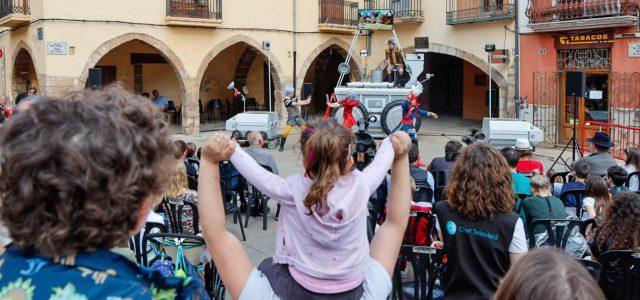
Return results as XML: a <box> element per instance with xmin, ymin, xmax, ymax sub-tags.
<box><xmin>598</xmin><ymin>250</ymin><xmax>640</xmax><ymax>300</ymax></box>
<box><xmin>244</xmin><ymin>165</ymin><xmax>273</xmax><ymax>230</ymax></box>
<box><xmin>128</xmin><ymin>222</ymin><xmax>166</xmax><ymax>265</ymax></box>
<box><xmin>160</xmin><ymin>197</ymin><xmax>200</xmax><ymax>235</ymax></box>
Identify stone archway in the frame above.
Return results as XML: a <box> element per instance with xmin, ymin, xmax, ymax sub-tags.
<box><xmin>195</xmin><ymin>34</ymin><xmax>286</xmax><ymax>119</ymax></box>
<box><xmin>12</xmin><ymin>41</ymin><xmax>43</xmax><ymax>98</ymax></box>
<box><xmin>79</xmin><ymin>33</ymin><xmax>195</xmax><ymax>133</ymax></box>
<box><xmin>296</xmin><ymin>37</ymin><xmax>364</xmax><ymax>93</ymax></box>
<box><xmin>373</xmin><ymin>43</ymin><xmax>511</xmax><ymax>117</ymax></box>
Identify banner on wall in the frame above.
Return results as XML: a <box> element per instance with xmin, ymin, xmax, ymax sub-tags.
<box><xmin>357</xmin><ymin>9</ymin><xmax>394</xmax><ymax>30</ymax></box>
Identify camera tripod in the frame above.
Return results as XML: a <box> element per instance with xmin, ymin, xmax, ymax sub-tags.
<box><xmin>550</xmin><ymin>94</ymin><xmax>583</xmax><ymax>171</ymax></box>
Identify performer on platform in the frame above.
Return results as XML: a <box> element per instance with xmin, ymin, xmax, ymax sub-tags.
<box><xmin>385</xmin><ymin>39</ymin><xmax>405</xmax><ymax>85</ymax></box>
<box><xmin>393</xmin><ymin>83</ymin><xmax>438</xmax><ymax>167</ymax></box>
<box><xmin>279</xmin><ymin>86</ymin><xmax>311</xmax><ymax>152</ymax></box>
<box><xmin>326</xmin><ymin>89</ymin><xmax>360</xmax><ymax>130</ymax></box>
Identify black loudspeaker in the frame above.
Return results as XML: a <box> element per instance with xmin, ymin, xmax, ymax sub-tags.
<box><xmin>565</xmin><ymin>71</ymin><xmax>586</xmax><ymax>97</ymax></box>
<box><xmin>415</xmin><ymin>37</ymin><xmax>429</xmax><ymax>49</ymax></box>
<box><xmin>88</xmin><ymin>68</ymin><xmax>102</xmax><ymax>89</ymax></box>
<box><xmin>302</xmin><ymin>83</ymin><xmax>313</xmax><ymax>99</ymax></box>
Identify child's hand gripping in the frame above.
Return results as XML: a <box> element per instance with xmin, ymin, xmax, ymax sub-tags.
<box><xmin>202</xmin><ymin>133</ymin><xmax>237</xmax><ymax>164</ymax></box>
<box><xmin>390</xmin><ymin>131</ymin><xmax>412</xmax><ymax>160</ymax></box>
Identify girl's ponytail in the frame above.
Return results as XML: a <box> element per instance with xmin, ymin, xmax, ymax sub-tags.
<box><xmin>300</xmin><ymin>120</ymin><xmax>353</xmax><ymax>214</ymax></box>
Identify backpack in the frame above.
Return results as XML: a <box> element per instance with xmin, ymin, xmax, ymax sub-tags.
<box><xmin>403</xmin><ymin>203</ymin><xmax>434</xmax><ymax>246</ymax></box>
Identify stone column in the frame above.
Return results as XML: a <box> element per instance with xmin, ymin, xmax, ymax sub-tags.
<box><xmin>181</xmin><ymin>78</ymin><xmax>200</xmax><ymax>135</ymax></box>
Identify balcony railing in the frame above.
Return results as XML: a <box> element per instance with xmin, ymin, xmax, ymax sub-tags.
<box><xmin>364</xmin><ymin>0</ymin><xmax>424</xmax><ymax>23</ymax></box>
<box><xmin>527</xmin><ymin>0</ymin><xmax>639</xmax><ymax>24</ymax></box>
<box><xmin>446</xmin><ymin>0</ymin><xmax>515</xmax><ymax>25</ymax></box>
<box><xmin>166</xmin><ymin>0</ymin><xmax>222</xmax><ymax>24</ymax></box>
<box><xmin>0</xmin><ymin>0</ymin><xmax>30</xmax><ymax>28</ymax></box>
<box><xmin>318</xmin><ymin>0</ymin><xmax>359</xmax><ymax>28</ymax></box>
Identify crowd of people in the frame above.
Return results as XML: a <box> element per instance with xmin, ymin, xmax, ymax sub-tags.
<box><xmin>0</xmin><ymin>87</ymin><xmax>638</xmax><ymax>300</ymax></box>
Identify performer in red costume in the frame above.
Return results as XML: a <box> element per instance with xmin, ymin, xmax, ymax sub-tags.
<box><xmin>326</xmin><ymin>89</ymin><xmax>360</xmax><ymax>130</ymax></box>
<box><xmin>393</xmin><ymin>83</ymin><xmax>438</xmax><ymax>167</ymax></box>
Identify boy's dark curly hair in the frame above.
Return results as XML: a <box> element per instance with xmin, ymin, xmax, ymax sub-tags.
<box><xmin>0</xmin><ymin>87</ymin><xmax>175</xmax><ymax>256</ymax></box>
<box><xmin>596</xmin><ymin>192</ymin><xmax>640</xmax><ymax>252</ymax></box>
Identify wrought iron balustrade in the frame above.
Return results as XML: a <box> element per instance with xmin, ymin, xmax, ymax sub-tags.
<box><xmin>446</xmin><ymin>0</ymin><xmax>515</xmax><ymax>25</ymax></box>
<box><xmin>319</xmin><ymin>0</ymin><xmax>359</xmax><ymax>27</ymax></box>
<box><xmin>527</xmin><ymin>0</ymin><xmax>639</xmax><ymax>24</ymax></box>
<box><xmin>0</xmin><ymin>0</ymin><xmax>29</xmax><ymax>19</ymax></box>
<box><xmin>166</xmin><ymin>0</ymin><xmax>222</xmax><ymax>20</ymax></box>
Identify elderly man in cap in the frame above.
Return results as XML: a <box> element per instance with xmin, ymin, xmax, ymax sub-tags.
<box><xmin>245</xmin><ymin>131</ymin><xmax>279</xmax><ymax>175</ymax></box>
<box><xmin>572</xmin><ymin>131</ymin><xmax>618</xmax><ymax>176</ymax></box>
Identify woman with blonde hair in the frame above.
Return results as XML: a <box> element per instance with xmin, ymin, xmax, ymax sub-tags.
<box><xmin>163</xmin><ymin>158</ymin><xmax>198</xmax><ymax>233</ymax></box>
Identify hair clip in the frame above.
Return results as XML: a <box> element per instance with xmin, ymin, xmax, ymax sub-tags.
<box><xmin>309</xmin><ymin>146</ymin><xmax>316</xmax><ymax>162</ymax></box>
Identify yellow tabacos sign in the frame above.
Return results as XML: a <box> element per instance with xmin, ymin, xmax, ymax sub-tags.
<box><xmin>557</xmin><ymin>33</ymin><xmax>613</xmax><ymax>48</ymax></box>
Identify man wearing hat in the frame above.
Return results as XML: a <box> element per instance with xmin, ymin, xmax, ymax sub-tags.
<box><xmin>572</xmin><ymin>131</ymin><xmax>618</xmax><ymax>176</ymax></box>
<box><xmin>385</xmin><ymin>39</ymin><xmax>404</xmax><ymax>85</ymax></box>
<box><xmin>512</xmin><ymin>138</ymin><xmax>544</xmax><ymax>175</ymax></box>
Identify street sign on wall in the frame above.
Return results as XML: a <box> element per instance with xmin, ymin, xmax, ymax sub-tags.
<box><xmin>46</xmin><ymin>41</ymin><xmax>68</xmax><ymax>55</ymax></box>
<box><xmin>491</xmin><ymin>49</ymin><xmax>509</xmax><ymax>64</ymax></box>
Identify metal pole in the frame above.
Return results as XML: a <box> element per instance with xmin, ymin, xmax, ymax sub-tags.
<box><xmin>268</xmin><ymin>49</ymin><xmax>272</xmax><ymax>112</ymax></box>
<box><xmin>489</xmin><ymin>53</ymin><xmax>492</xmax><ymax>118</ymax></box>
<box><xmin>337</xmin><ymin>30</ymin><xmax>361</xmax><ymax>87</ymax></box>
<box><xmin>514</xmin><ymin>0</ymin><xmax>520</xmax><ymax>118</ymax></box>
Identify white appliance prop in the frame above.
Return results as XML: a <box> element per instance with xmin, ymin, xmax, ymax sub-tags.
<box><xmin>225</xmin><ymin>111</ymin><xmax>281</xmax><ymax>149</ymax></box>
<box><xmin>480</xmin><ymin>118</ymin><xmax>544</xmax><ymax>149</ymax></box>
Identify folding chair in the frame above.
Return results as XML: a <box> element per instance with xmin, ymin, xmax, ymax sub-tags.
<box><xmin>598</xmin><ymin>250</ymin><xmax>640</xmax><ymax>300</ymax></box>
<box><xmin>161</xmin><ymin>197</ymin><xmax>200</xmax><ymax>235</ymax></box>
<box><xmin>128</xmin><ymin>222</ymin><xmax>166</xmax><ymax>265</ymax></box>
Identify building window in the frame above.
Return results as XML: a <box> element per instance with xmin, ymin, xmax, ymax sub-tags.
<box><xmin>557</xmin><ymin>48</ymin><xmax>611</xmax><ymax>71</ymax></box>
<box><xmin>134</xmin><ymin>64</ymin><xmax>143</xmax><ymax>94</ymax></box>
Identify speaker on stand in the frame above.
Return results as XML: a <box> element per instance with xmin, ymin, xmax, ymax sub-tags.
<box><xmin>551</xmin><ymin>71</ymin><xmax>586</xmax><ymax>170</ymax></box>
<box><xmin>87</xmin><ymin>68</ymin><xmax>102</xmax><ymax>90</ymax></box>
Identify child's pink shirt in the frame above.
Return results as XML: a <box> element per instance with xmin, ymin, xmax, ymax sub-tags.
<box><xmin>229</xmin><ymin>138</ymin><xmax>394</xmax><ymax>293</ymax></box>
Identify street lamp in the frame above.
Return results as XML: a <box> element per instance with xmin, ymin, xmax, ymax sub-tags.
<box><xmin>263</xmin><ymin>41</ymin><xmax>272</xmax><ymax>112</ymax></box>
<box><xmin>485</xmin><ymin>43</ymin><xmax>496</xmax><ymax>118</ymax></box>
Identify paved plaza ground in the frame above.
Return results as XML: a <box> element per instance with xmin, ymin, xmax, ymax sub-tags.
<box><xmin>174</xmin><ymin>116</ymin><xmax>577</xmax><ymax>267</ymax></box>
